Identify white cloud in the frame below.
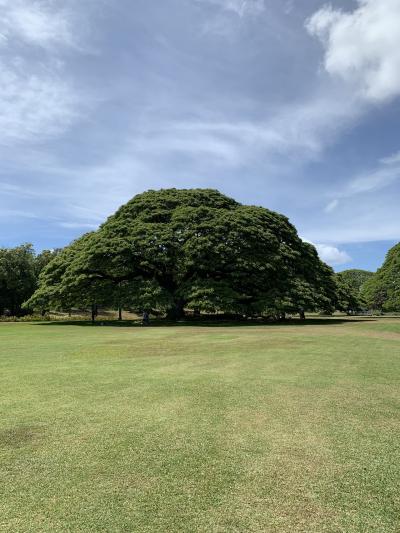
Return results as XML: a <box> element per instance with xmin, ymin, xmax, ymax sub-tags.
<box><xmin>194</xmin><ymin>1</ymin><xmax>400</xmax><ymax>173</ymax></box>
<box><xmin>314</xmin><ymin>244</ymin><xmax>351</xmax><ymax>266</ymax></box>
<box><xmin>307</xmin><ymin>0</ymin><xmax>400</xmax><ymax>102</ymax></box>
<box><xmin>0</xmin><ymin>1</ymin><xmax>85</xmax><ymax>145</ymax></box>
<box><xmin>0</xmin><ymin>0</ymin><xmax>74</xmax><ymax>49</ymax></box>
<box><xmin>0</xmin><ymin>61</ymin><xmax>78</xmax><ymax>144</ymax></box>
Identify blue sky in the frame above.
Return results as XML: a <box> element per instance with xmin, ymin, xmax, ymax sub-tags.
<box><xmin>0</xmin><ymin>0</ymin><xmax>399</xmax><ymax>272</ymax></box>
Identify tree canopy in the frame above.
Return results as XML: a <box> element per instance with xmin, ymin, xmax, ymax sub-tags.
<box><xmin>336</xmin><ymin>269</ymin><xmax>374</xmax><ymax>293</ymax></box>
<box><xmin>334</xmin><ymin>269</ymin><xmax>374</xmax><ymax>314</ymax></box>
<box><xmin>362</xmin><ymin>243</ymin><xmax>400</xmax><ymax>311</ymax></box>
<box><xmin>26</xmin><ymin>188</ymin><xmax>337</xmax><ymax>319</ymax></box>
<box><xmin>0</xmin><ymin>245</ymin><xmax>55</xmax><ymax>316</ymax></box>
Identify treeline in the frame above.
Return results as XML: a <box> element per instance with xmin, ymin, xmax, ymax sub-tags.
<box><xmin>0</xmin><ymin>245</ymin><xmax>56</xmax><ymax>316</ymax></box>
<box><xmin>1</xmin><ymin>189</ymin><xmax>398</xmax><ymax>320</ymax></box>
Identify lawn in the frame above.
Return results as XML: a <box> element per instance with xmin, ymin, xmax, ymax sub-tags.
<box><xmin>0</xmin><ymin>318</ymin><xmax>399</xmax><ymax>532</ymax></box>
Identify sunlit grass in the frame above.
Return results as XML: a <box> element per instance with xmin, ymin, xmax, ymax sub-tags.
<box><xmin>0</xmin><ymin>318</ymin><xmax>399</xmax><ymax>532</ymax></box>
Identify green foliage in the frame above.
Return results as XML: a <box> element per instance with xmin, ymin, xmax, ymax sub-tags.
<box><xmin>334</xmin><ymin>269</ymin><xmax>373</xmax><ymax>314</ymax></box>
<box><xmin>27</xmin><ymin>188</ymin><xmax>337</xmax><ymax>318</ymax></box>
<box><xmin>337</xmin><ymin>269</ymin><xmax>374</xmax><ymax>293</ymax></box>
<box><xmin>24</xmin><ymin>234</ymin><xmax>107</xmax><ymax>312</ymax></box>
<box><xmin>283</xmin><ymin>242</ymin><xmax>338</xmax><ymax>315</ymax></box>
<box><xmin>362</xmin><ymin>243</ymin><xmax>400</xmax><ymax>311</ymax></box>
<box><xmin>0</xmin><ymin>245</ymin><xmax>58</xmax><ymax>316</ymax></box>
<box><xmin>34</xmin><ymin>249</ymin><xmax>59</xmax><ymax>277</ymax></box>
<box><xmin>0</xmin><ymin>244</ymin><xmax>36</xmax><ymax>316</ymax></box>
<box><xmin>335</xmin><ymin>276</ymin><xmax>362</xmax><ymax>314</ymax></box>
<box><xmin>0</xmin><ymin>314</ymin><xmax>51</xmax><ymax>322</ymax></box>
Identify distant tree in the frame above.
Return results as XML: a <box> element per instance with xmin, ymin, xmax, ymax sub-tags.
<box><xmin>331</xmin><ymin>269</ymin><xmax>374</xmax><ymax>315</ymax></box>
<box><xmin>336</xmin><ymin>269</ymin><xmax>374</xmax><ymax>293</ymax></box>
<box><xmin>34</xmin><ymin>249</ymin><xmax>59</xmax><ymax>277</ymax></box>
<box><xmin>362</xmin><ymin>243</ymin><xmax>400</xmax><ymax>312</ymax></box>
<box><xmin>0</xmin><ymin>246</ymin><xmax>60</xmax><ymax>316</ymax></box>
<box><xmin>335</xmin><ymin>276</ymin><xmax>362</xmax><ymax>315</ymax></box>
<box><xmin>26</xmin><ymin>189</ymin><xmax>337</xmax><ymax>319</ymax></box>
<box><xmin>0</xmin><ymin>244</ymin><xmax>37</xmax><ymax>316</ymax></box>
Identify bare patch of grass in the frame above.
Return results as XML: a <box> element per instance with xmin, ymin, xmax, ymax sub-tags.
<box><xmin>0</xmin><ymin>425</ymin><xmax>44</xmax><ymax>448</ymax></box>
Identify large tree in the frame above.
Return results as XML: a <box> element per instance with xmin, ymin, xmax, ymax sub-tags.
<box><xmin>362</xmin><ymin>243</ymin><xmax>400</xmax><ymax>312</ymax></box>
<box><xmin>26</xmin><ymin>189</ymin><xmax>337</xmax><ymax>319</ymax></box>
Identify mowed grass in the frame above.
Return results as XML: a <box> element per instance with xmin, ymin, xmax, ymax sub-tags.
<box><xmin>0</xmin><ymin>319</ymin><xmax>399</xmax><ymax>532</ymax></box>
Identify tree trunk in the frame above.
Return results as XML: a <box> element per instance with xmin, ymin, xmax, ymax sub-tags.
<box><xmin>299</xmin><ymin>309</ymin><xmax>306</xmax><ymax>320</ymax></box>
<box><xmin>118</xmin><ymin>306</ymin><xmax>122</xmax><ymax>321</ymax></box>
<box><xmin>166</xmin><ymin>299</ymin><xmax>185</xmax><ymax>320</ymax></box>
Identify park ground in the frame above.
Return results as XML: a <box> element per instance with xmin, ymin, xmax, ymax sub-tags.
<box><xmin>0</xmin><ymin>317</ymin><xmax>399</xmax><ymax>532</ymax></box>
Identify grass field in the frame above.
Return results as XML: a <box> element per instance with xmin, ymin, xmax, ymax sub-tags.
<box><xmin>1</xmin><ymin>318</ymin><xmax>399</xmax><ymax>532</ymax></box>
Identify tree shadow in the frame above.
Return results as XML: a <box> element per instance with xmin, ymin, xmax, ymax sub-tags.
<box><xmin>33</xmin><ymin>317</ymin><xmax>378</xmax><ymax>328</ymax></box>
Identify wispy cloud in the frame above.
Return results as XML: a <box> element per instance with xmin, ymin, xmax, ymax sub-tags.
<box><xmin>284</xmin><ymin>1</ymin><xmax>294</xmax><ymax>16</ymax></box>
<box><xmin>197</xmin><ymin>0</ymin><xmax>265</xmax><ymax>17</ymax></box>
<box><xmin>0</xmin><ymin>0</ymin><xmax>88</xmax><ymax>146</ymax></box>
<box><xmin>124</xmin><ymin>88</ymin><xmax>363</xmax><ymax>171</ymax></box>
<box><xmin>324</xmin><ymin>199</ymin><xmax>338</xmax><ymax>213</ymax></box>
<box><xmin>59</xmin><ymin>222</ymin><xmax>99</xmax><ymax>230</ymax></box>
<box><xmin>197</xmin><ymin>0</ymin><xmax>266</xmax><ymax>38</ymax></box>
<box><xmin>0</xmin><ymin>0</ymin><xmax>399</xmax><ymax>265</ymax></box>
<box><xmin>381</xmin><ymin>150</ymin><xmax>400</xmax><ymax>166</ymax></box>
<box><xmin>303</xmin><ymin>149</ymin><xmax>400</xmax><ymax>245</ymax></box>
<box><xmin>321</xmin><ymin>149</ymin><xmax>400</xmax><ymax>220</ymax></box>
<box><xmin>347</xmin><ymin>165</ymin><xmax>400</xmax><ymax>196</ymax></box>
<box><xmin>0</xmin><ymin>209</ymin><xmax>40</xmax><ymax>219</ymax></box>
<box><xmin>330</xmin><ymin>150</ymin><xmax>400</xmax><ymax>200</ymax></box>
<box><xmin>0</xmin><ymin>62</ymin><xmax>79</xmax><ymax>145</ymax></box>
<box><xmin>0</xmin><ymin>0</ymin><xmax>75</xmax><ymax>50</ymax></box>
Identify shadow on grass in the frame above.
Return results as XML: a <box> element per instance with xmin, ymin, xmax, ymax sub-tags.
<box><xmin>33</xmin><ymin>317</ymin><xmax>378</xmax><ymax>328</ymax></box>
